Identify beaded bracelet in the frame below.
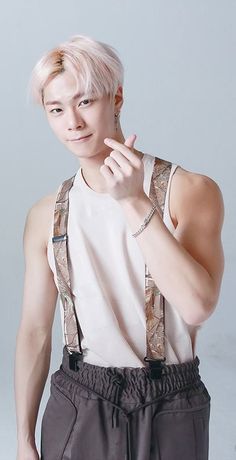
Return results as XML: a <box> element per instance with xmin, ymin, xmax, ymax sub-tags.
<box><xmin>132</xmin><ymin>203</ymin><xmax>157</xmax><ymax>238</ymax></box>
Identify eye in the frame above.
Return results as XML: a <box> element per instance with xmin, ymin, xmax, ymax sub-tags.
<box><xmin>49</xmin><ymin>108</ymin><xmax>62</xmax><ymax>114</ymax></box>
<box><xmin>79</xmin><ymin>98</ymin><xmax>92</xmax><ymax>106</ymax></box>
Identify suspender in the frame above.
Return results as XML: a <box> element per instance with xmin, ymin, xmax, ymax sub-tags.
<box><xmin>52</xmin><ymin>157</ymin><xmax>172</xmax><ymax>378</ymax></box>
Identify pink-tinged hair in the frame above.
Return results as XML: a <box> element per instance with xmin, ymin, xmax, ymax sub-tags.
<box><xmin>27</xmin><ymin>34</ymin><xmax>124</xmax><ymax>106</ymax></box>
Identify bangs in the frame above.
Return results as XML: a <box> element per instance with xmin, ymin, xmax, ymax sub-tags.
<box><xmin>28</xmin><ymin>35</ymin><xmax>124</xmax><ymax>107</ymax></box>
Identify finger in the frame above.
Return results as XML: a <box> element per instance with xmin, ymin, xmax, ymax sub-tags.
<box><xmin>104</xmin><ymin>156</ymin><xmax>124</xmax><ymax>176</ymax></box>
<box><xmin>124</xmin><ymin>134</ymin><xmax>137</xmax><ymax>150</ymax></box>
<box><xmin>99</xmin><ymin>164</ymin><xmax>114</xmax><ymax>181</ymax></box>
<box><xmin>104</xmin><ymin>135</ymin><xmax>137</xmax><ymax>162</ymax></box>
<box><xmin>109</xmin><ymin>150</ymin><xmax>131</xmax><ymax>169</ymax></box>
<box><xmin>104</xmin><ymin>134</ymin><xmax>137</xmax><ymax>150</ymax></box>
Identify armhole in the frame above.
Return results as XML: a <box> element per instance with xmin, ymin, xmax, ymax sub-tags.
<box><xmin>164</xmin><ymin>164</ymin><xmax>179</xmax><ymax>231</ymax></box>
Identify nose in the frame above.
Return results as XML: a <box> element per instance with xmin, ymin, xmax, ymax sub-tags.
<box><xmin>67</xmin><ymin>108</ymin><xmax>85</xmax><ymax>131</ymax></box>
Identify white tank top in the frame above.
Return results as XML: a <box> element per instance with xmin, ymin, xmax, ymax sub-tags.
<box><xmin>47</xmin><ymin>153</ymin><xmax>200</xmax><ymax>366</ymax></box>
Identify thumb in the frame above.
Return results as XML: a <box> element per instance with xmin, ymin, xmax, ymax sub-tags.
<box><xmin>124</xmin><ymin>134</ymin><xmax>137</xmax><ymax>150</ymax></box>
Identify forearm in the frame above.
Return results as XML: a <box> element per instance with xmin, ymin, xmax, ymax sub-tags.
<box><xmin>14</xmin><ymin>326</ymin><xmax>51</xmax><ymax>447</ymax></box>
<box><xmin>120</xmin><ymin>194</ymin><xmax>214</xmax><ymax>326</ymax></box>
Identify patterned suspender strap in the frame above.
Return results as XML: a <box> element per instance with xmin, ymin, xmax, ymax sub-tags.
<box><xmin>52</xmin><ymin>174</ymin><xmax>83</xmax><ymax>365</ymax></box>
<box><xmin>144</xmin><ymin>157</ymin><xmax>172</xmax><ymax>378</ymax></box>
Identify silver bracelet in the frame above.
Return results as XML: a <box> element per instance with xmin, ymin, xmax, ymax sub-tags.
<box><xmin>132</xmin><ymin>203</ymin><xmax>157</xmax><ymax>238</ymax></box>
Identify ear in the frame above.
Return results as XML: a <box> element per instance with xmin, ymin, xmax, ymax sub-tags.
<box><xmin>114</xmin><ymin>85</ymin><xmax>124</xmax><ymax>112</ymax></box>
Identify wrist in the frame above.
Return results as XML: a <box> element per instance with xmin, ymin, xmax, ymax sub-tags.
<box><xmin>119</xmin><ymin>192</ymin><xmax>151</xmax><ymax>209</ymax></box>
<box><xmin>119</xmin><ymin>192</ymin><xmax>159</xmax><ymax>237</ymax></box>
<box><xmin>17</xmin><ymin>432</ymin><xmax>36</xmax><ymax>448</ymax></box>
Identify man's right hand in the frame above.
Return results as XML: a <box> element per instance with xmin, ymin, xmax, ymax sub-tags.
<box><xmin>16</xmin><ymin>443</ymin><xmax>40</xmax><ymax>460</ymax></box>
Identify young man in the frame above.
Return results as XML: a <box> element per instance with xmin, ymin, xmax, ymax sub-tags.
<box><xmin>14</xmin><ymin>34</ymin><xmax>224</xmax><ymax>460</ymax></box>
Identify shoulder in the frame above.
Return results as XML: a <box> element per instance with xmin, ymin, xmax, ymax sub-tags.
<box><xmin>28</xmin><ymin>190</ymin><xmax>58</xmax><ymax>219</ymax></box>
<box><xmin>24</xmin><ymin>188</ymin><xmax>59</xmax><ymax>250</ymax></box>
<box><xmin>171</xmin><ymin>165</ymin><xmax>224</xmax><ymax>228</ymax></box>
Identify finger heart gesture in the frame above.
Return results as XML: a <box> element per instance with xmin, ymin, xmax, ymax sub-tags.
<box><xmin>101</xmin><ymin>134</ymin><xmax>144</xmax><ymax>203</ymax></box>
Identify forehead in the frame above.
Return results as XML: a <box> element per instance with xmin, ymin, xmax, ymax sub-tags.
<box><xmin>43</xmin><ymin>71</ymin><xmax>85</xmax><ymax>104</ymax></box>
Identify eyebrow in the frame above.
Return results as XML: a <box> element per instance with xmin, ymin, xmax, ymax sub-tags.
<box><xmin>44</xmin><ymin>91</ymin><xmax>85</xmax><ymax>106</ymax></box>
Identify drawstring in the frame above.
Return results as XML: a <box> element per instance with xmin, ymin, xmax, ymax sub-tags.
<box><xmin>111</xmin><ymin>385</ymin><xmax>121</xmax><ymax>428</ymax></box>
<box><xmin>111</xmin><ymin>373</ymin><xmax>124</xmax><ymax>428</ymax></box>
<box><xmin>110</xmin><ymin>374</ymin><xmax>133</xmax><ymax>460</ymax></box>
<box><xmin>124</xmin><ymin>413</ymin><xmax>132</xmax><ymax>460</ymax></box>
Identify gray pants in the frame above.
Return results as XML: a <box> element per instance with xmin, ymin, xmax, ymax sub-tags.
<box><xmin>40</xmin><ymin>346</ymin><xmax>211</xmax><ymax>460</ymax></box>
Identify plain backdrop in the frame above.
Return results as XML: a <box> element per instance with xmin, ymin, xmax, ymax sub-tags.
<box><xmin>0</xmin><ymin>1</ymin><xmax>235</xmax><ymax>459</ymax></box>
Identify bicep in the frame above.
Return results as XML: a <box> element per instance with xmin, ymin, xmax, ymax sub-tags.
<box><xmin>20</xmin><ymin>204</ymin><xmax>58</xmax><ymax>335</ymax></box>
<box><xmin>173</xmin><ymin>175</ymin><xmax>225</xmax><ymax>304</ymax></box>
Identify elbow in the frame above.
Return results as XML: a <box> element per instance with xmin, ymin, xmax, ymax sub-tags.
<box><xmin>183</xmin><ymin>294</ymin><xmax>217</xmax><ymax>327</ymax></box>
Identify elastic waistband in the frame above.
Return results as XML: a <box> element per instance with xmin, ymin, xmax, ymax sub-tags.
<box><xmin>57</xmin><ymin>346</ymin><xmax>202</xmax><ymax>404</ymax></box>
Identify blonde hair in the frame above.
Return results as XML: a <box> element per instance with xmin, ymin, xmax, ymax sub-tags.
<box><xmin>28</xmin><ymin>34</ymin><xmax>124</xmax><ymax>106</ymax></box>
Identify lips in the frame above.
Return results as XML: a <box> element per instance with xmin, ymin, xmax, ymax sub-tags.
<box><xmin>69</xmin><ymin>134</ymin><xmax>92</xmax><ymax>141</ymax></box>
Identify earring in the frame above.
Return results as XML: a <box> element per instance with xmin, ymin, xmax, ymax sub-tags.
<box><xmin>114</xmin><ymin>111</ymin><xmax>120</xmax><ymax>132</ymax></box>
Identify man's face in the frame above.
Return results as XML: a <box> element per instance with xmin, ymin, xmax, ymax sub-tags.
<box><xmin>43</xmin><ymin>70</ymin><xmax>119</xmax><ymax>159</ymax></box>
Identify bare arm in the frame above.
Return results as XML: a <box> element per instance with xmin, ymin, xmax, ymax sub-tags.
<box><xmin>119</xmin><ymin>170</ymin><xmax>225</xmax><ymax>326</ymax></box>
<box><xmin>14</xmin><ymin>195</ymin><xmax>58</xmax><ymax>457</ymax></box>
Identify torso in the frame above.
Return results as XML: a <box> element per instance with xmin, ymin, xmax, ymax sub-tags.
<box><xmin>43</xmin><ymin>158</ymin><xmax>201</xmax><ymax>365</ymax></box>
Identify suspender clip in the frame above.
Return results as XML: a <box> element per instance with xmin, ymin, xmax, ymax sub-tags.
<box><xmin>52</xmin><ymin>234</ymin><xmax>68</xmax><ymax>243</ymax></box>
<box><xmin>144</xmin><ymin>356</ymin><xmax>166</xmax><ymax>379</ymax></box>
<box><xmin>69</xmin><ymin>351</ymin><xmax>83</xmax><ymax>371</ymax></box>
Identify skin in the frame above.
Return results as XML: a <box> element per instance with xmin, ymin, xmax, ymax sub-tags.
<box><xmin>15</xmin><ymin>69</ymin><xmax>225</xmax><ymax>458</ymax></box>
<box><xmin>43</xmin><ymin>70</ymin><xmax>144</xmax><ymax>193</ymax></box>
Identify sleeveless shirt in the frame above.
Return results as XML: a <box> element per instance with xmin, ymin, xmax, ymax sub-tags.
<box><xmin>47</xmin><ymin>153</ymin><xmax>200</xmax><ymax>367</ymax></box>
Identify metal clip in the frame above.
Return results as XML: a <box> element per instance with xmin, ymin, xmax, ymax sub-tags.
<box><xmin>69</xmin><ymin>351</ymin><xmax>83</xmax><ymax>371</ymax></box>
<box><xmin>144</xmin><ymin>356</ymin><xmax>166</xmax><ymax>379</ymax></box>
<box><xmin>52</xmin><ymin>234</ymin><xmax>68</xmax><ymax>243</ymax></box>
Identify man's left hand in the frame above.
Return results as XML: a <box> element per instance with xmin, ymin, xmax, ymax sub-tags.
<box><xmin>101</xmin><ymin>134</ymin><xmax>145</xmax><ymax>203</ymax></box>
